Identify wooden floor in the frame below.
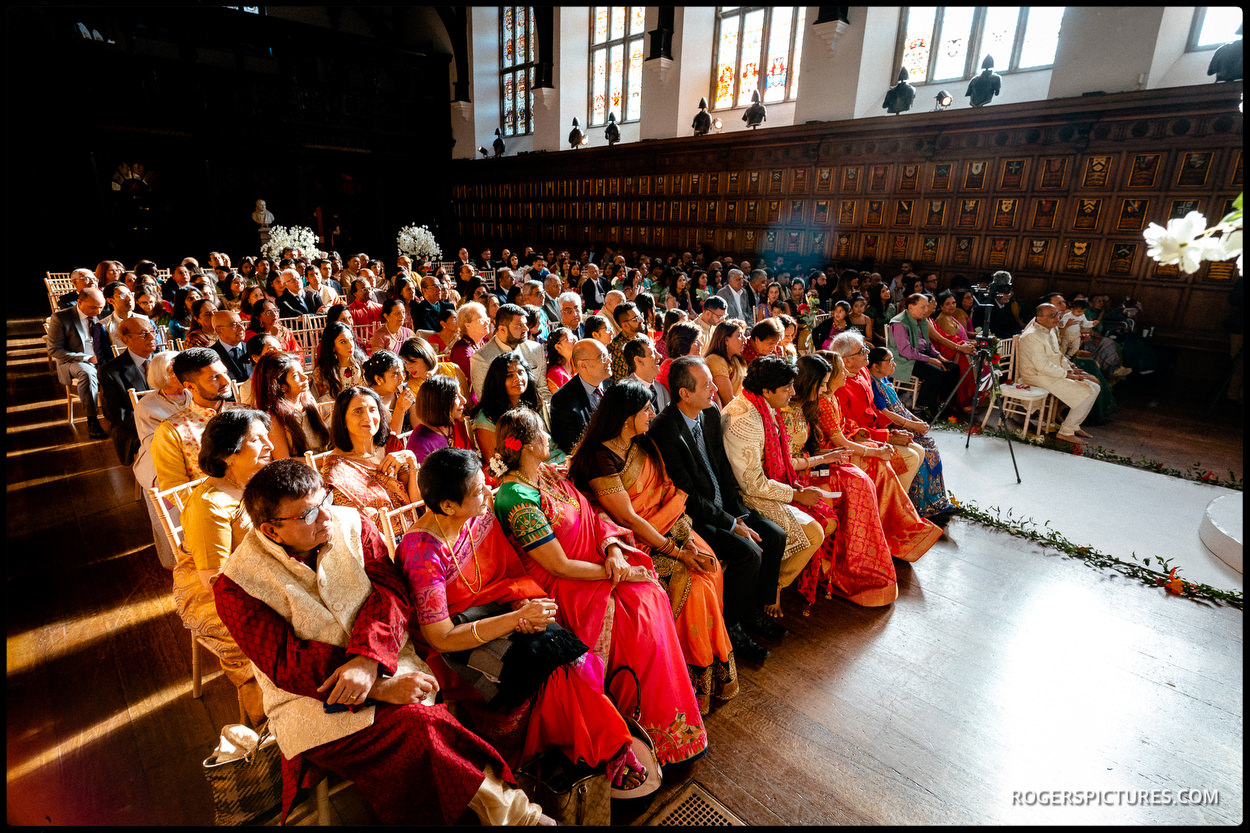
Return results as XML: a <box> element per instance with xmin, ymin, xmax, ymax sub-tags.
<box><xmin>5</xmin><ymin>315</ymin><xmax>1242</xmax><ymax>825</ymax></box>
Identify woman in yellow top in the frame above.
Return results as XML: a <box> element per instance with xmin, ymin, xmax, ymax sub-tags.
<box><xmin>704</xmin><ymin>319</ymin><xmax>749</xmax><ymax>408</ymax></box>
<box><xmin>175</xmin><ymin>409</ymin><xmax>274</xmax><ymax>728</ymax></box>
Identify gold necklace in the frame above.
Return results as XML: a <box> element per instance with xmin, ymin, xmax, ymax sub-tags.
<box><xmin>507</xmin><ymin>467</ymin><xmax>543</xmax><ymax>491</ymax></box>
<box><xmin>431</xmin><ymin>513</ymin><xmax>484</xmax><ymax>594</ymax></box>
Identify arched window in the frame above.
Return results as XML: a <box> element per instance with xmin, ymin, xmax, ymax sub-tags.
<box><xmin>500</xmin><ymin>6</ymin><xmax>537</xmax><ymax>137</ymax></box>
<box><xmin>896</xmin><ymin>7</ymin><xmax>1064</xmax><ymax>85</ymax></box>
<box><xmin>712</xmin><ymin>6</ymin><xmax>807</xmax><ymax>110</ymax></box>
<box><xmin>589</xmin><ymin>6</ymin><xmax>645</xmax><ymax>127</ymax></box>
<box><xmin>1187</xmin><ymin>7</ymin><xmax>1243</xmax><ymax>51</ymax></box>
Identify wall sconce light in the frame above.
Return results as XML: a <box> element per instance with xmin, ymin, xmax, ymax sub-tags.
<box><xmin>966</xmin><ymin>55</ymin><xmax>1002</xmax><ymax>107</ymax></box>
<box><xmin>883</xmin><ymin>66</ymin><xmax>916</xmax><ymax>115</ymax></box>
<box><xmin>693</xmin><ymin>97</ymin><xmax>712</xmax><ymax>135</ymax></box>
<box><xmin>934</xmin><ymin>90</ymin><xmax>952</xmax><ymax>110</ymax></box>
<box><xmin>605</xmin><ymin>112</ymin><xmax>621</xmax><ymax>146</ymax></box>
<box><xmin>492</xmin><ymin>128</ymin><xmax>505</xmax><ymax>157</ymax></box>
<box><xmin>743</xmin><ymin>89</ymin><xmax>767</xmax><ymax>129</ymax></box>
<box><xmin>712</xmin><ymin>117</ymin><xmax>724</xmax><ymax>132</ymax></box>
<box><xmin>569</xmin><ymin>117</ymin><xmax>587</xmax><ymax>148</ymax></box>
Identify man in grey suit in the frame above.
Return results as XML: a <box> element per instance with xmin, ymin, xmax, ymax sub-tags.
<box><xmin>48</xmin><ymin>287</ymin><xmax>110</xmax><ymax>438</ymax></box>
<box><xmin>716</xmin><ymin>268</ymin><xmax>753</xmax><ymax>321</ymax></box>
<box><xmin>469</xmin><ymin>303</ymin><xmax>549</xmax><ymax>405</ymax></box>
<box><xmin>99</xmin><ymin>317</ymin><xmax>156</xmax><ymax>464</ymax></box>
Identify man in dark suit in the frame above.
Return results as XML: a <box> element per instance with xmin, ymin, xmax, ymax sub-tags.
<box><xmin>476</xmin><ymin>247</ymin><xmax>498</xmax><ymax>272</ymax></box>
<box><xmin>100</xmin><ymin>317</ymin><xmax>156</xmax><ymax>465</ymax></box>
<box><xmin>648</xmin><ymin>355</ymin><xmax>787</xmax><ymax>661</ymax></box>
<box><xmin>48</xmin><ymin>287</ymin><xmax>111</xmax><ymax>438</ymax></box>
<box><xmin>411</xmin><ymin>275</ymin><xmax>455</xmax><ymax>332</ymax></box>
<box><xmin>549</xmin><ymin>339</ymin><xmax>611</xmax><ymax>456</ymax></box>
<box><xmin>162</xmin><ymin>265</ymin><xmax>192</xmax><ymax>306</ymax></box>
<box><xmin>273</xmin><ymin>268</ymin><xmax>325</xmax><ymax>318</ymax></box>
<box><xmin>209</xmin><ymin>310</ymin><xmax>253</xmax><ymax>382</ymax></box>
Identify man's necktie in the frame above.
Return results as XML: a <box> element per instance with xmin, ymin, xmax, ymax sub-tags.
<box><xmin>88</xmin><ymin>318</ymin><xmax>110</xmax><ymax>363</ymax></box>
<box><xmin>589</xmin><ymin>386</ymin><xmax>602</xmax><ymax>411</ymax></box>
<box><xmin>142</xmin><ymin>357</ymin><xmax>151</xmax><ymax>377</ymax></box>
<box><xmin>648</xmin><ymin>383</ymin><xmax>660</xmax><ymax>411</ymax></box>
<box><xmin>691</xmin><ymin>415</ymin><xmax>723</xmax><ymax>507</ymax></box>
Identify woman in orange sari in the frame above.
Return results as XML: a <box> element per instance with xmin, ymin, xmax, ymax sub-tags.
<box><xmin>569</xmin><ymin>381</ymin><xmax>738</xmax><ymax>715</ymax></box>
<box><xmin>814</xmin><ymin>351</ymin><xmax>942</xmax><ymax>562</ymax></box>
<box><xmin>396</xmin><ymin>448</ymin><xmax>647</xmax><ymax>792</ymax></box>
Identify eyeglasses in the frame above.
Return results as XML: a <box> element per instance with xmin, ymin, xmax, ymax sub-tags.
<box><xmin>270</xmin><ymin>491</ymin><xmax>333</xmax><ymax>526</ymax></box>
<box><xmin>216</xmin><ymin>322</ymin><xmax>247</xmax><ymax>331</ymax></box>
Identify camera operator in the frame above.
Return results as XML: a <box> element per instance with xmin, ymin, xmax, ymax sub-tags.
<box><xmin>978</xmin><ymin>271</ymin><xmax>1023</xmax><ymax>339</ymax></box>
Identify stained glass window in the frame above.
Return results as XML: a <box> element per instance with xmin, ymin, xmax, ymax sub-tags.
<box><xmin>895</xmin><ymin>7</ymin><xmax>1064</xmax><ymax>83</ymax></box>
<box><xmin>712</xmin><ymin>7</ymin><xmax>806</xmax><ymax>111</ymax></box>
<box><xmin>500</xmin><ymin>6</ymin><xmax>537</xmax><ymax>137</ymax></box>
<box><xmin>589</xmin><ymin>7</ymin><xmax>644</xmax><ymax>127</ymax></box>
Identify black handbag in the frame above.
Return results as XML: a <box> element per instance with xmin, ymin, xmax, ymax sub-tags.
<box><xmin>443</xmin><ymin>603</ymin><xmax>589</xmax><ymax>709</ymax></box>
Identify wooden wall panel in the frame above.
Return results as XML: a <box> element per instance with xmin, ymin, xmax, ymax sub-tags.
<box><xmin>451</xmin><ymin>84</ymin><xmax>1242</xmax><ymax>348</ymax></box>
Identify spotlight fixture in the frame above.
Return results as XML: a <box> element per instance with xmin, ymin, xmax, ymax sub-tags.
<box><xmin>882</xmin><ymin>66</ymin><xmax>916</xmax><ymax>115</ymax></box>
<box><xmin>692</xmin><ymin>97</ymin><xmax>712</xmax><ymax>135</ymax></box>
<box><xmin>568</xmin><ymin>117</ymin><xmax>587</xmax><ymax>149</ymax></box>
<box><xmin>477</xmin><ymin>146</ymin><xmax>490</xmax><ymax>158</ymax></box>
<box><xmin>965</xmin><ymin>55</ymin><xmax>1002</xmax><ymax>107</ymax></box>
<box><xmin>492</xmin><ymin>127</ymin><xmax>506</xmax><ymax>158</ymax></box>
<box><xmin>605</xmin><ymin>112</ymin><xmax>621</xmax><ymax>146</ymax></box>
<box><xmin>742</xmin><ymin>89</ymin><xmax>767</xmax><ymax>129</ymax></box>
<box><xmin>712</xmin><ymin>117</ymin><xmax>723</xmax><ymax>131</ymax></box>
<box><xmin>934</xmin><ymin>90</ymin><xmax>952</xmax><ymax>110</ymax></box>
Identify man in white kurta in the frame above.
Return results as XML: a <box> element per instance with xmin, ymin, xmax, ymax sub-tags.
<box><xmin>1015</xmin><ymin>304</ymin><xmax>1101</xmax><ymax>443</ymax></box>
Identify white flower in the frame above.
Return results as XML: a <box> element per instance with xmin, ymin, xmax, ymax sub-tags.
<box><xmin>396</xmin><ymin>224</ymin><xmax>442</xmax><ymax>260</ymax></box>
<box><xmin>1143</xmin><ymin>212</ymin><xmax>1214</xmax><ymax>274</ymax></box>
<box><xmin>1214</xmin><ymin>228</ymin><xmax>1243</xmax><ymax>276</ymax></box>
<box><xmin>261</xmin><ymin>224</ymin><xmax>325</xmax><ymax>261</ymax></box>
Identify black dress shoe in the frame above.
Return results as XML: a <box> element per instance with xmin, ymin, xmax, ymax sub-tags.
<box><xmin>727</xmin><ymin>623</ymin><xmax>769</xmax><ymax>662</ymax></box>
<box><xmin>87</xmin><ymin>420</ymin><xmax>107</xmax><ymax>440</ymax></box>
<box><xmin>746</xmin><ymin>612</ymin><xmax>789</xmax><ymax>640</ymax></box>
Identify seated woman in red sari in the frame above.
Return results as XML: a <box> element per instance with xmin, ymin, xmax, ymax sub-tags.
<box><xmin>396</xmin><ymin>448</ymin><xmax>648</xmax><ymax>793</ymax></box>
<box><xmin>783</xmin><ymin>355</ymin><xmax>900</xmax><ymax>607</ymax></box>
<box><xmin>738</xmin><ymin>317</ymin><xmax>783</xmax><ymax>366</ymax></box>
<box><xmin>491</xmin><ymin>408</ymin><xmax>709</xmax><ymax>769</ymax></box>
<box><xmin>567</xmin><ymin>381</ymin><xmax>739</xmax><ymax>715</ymax></box>
<box><xmin>814</xmin><ymin>351</ymin><xmax>942</xmax><ymax>563</ymax></box>
<box><xmin>405</xmin><ymin>375</ymin><xmax>473</xmax><ymax>463</ymax></box>
<box><xmin>320</xmin><ymin>386</ymin><xmax>421</xmax><ymax>525</ymax></box>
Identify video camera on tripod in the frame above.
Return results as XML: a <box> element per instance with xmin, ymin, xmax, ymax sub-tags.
<box><xmin>967</xmin><ymin>270</ymin><xmax>1014</xmax><ymax>353</ymax></box>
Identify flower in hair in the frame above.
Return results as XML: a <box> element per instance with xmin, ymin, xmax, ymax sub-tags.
<box><xmin>488</xmin><ymin>454</ymin><xmax>510</xmax><ymax>477</ymax></box>
<box><xmin>504</xmin><ymin>436</ymin><xmax>524</xmax><ymax>452</ymax></box>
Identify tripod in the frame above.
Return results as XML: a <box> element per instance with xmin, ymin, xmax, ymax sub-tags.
<box><xmin>929</xmin><ymin>330</ymin><xmax>1022</xmax><ymax>483</ymax></box>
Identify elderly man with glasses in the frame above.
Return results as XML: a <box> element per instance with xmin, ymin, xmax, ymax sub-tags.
<box><xmin>210</xmin><ymin>310</ymin><xmax>254</xmax><ymax>382</ymax></box>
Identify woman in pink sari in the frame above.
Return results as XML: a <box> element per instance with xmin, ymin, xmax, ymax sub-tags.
<box><xmin>784</xmin><ymin>355</ymin><xmax>902</xmax><ymax>607</ymax></box>
<box><xmin>814</xmin><ymin>351</ymin><xmax>942</xmax><ymax>562</ymax></box>
<box><xmin>396</xmin><ymin>448</ymin><xmax>646</xmax><ymax>791</ymax></box>
<box><xmin>568</xmin><ymin>381</ymin><xmax>738</xmax><ymax>715</ymax></box>
<box><xmin>492</xmin><ymin>408</ymin><xmax>709</xmax><ymax>768</ymax></box>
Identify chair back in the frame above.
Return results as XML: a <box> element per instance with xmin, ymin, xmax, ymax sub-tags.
<box><xmin>479</xmin><ymin>269</ymin><xmax>497</xmax><ymax>290</ymax></box>
<box><xmin>303</xmin><ymin>448</ymin><xmax>335</xmax><ymax>473</ymax></box>
<box><xmin>45</xmin><ymin>272</ymin><xmax>75</xmax><ymax>312</ymax></box>
<box><xmin>315</xmin><ymin>399</ymin><xmax>336</xmax><ymax>422</ymax></box>
<box><xmin>998</xmin><ymin>337</ymin><xmax>1018</xmax><ymax>380</ymax></box>
<box><xmin>285</xmin><ymin>313</ymin><xmax>326</xmax><ymax>367</ymax></box>
<box><xmin>127</xmin><ymin>387</ymin><xmax>157</xmax><ymax>411</ymax></box>
<box><xmin>378</xmin><ymin>499</ymin><xmax>427</xmax><ymax>561</ymax></box>
<box><xmin>156</xmin><ymin>268</ymin><xmax>172</xmax><ymax>279</ymax></box>
<box><xmin>147</xmin><ymin>476</ymin><xmax>208</xmax><ymax>554</ymax></box>
<box><xmin>395</xmin><ymin>429</ymin><xmax>413</xmax><ymax>446</ymax></box>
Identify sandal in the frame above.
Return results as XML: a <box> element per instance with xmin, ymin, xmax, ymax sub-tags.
<box><xmin>609</xmin><ymin>746</ymin><xmax>653</xmax><ymax>798</ymax></box>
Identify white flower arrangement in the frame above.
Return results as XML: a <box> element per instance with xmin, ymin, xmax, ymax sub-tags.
<box><xmin>1143</xmin><ymin>195</ymin><xmax>1243</xmax><ymax>276</ymax></box>
<box><xmin>396</xmin><ymin>224</ymin><xmax>443</xmax><ymax>261</ymax></box>
<box><xmin>260</xmin><ymin>224</ymin><xmax>325</xmax><ymax>261</ymax></box>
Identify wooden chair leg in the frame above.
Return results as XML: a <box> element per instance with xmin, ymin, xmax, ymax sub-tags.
<box><xmin>317</xmin><ymin>778</ymin><xmax>332</xmax><ymax>825</ymax></box>
<box><xmin>191</xmin><ymin>634</ymin><xmax>203</xmax><ymax>699</ymax></box>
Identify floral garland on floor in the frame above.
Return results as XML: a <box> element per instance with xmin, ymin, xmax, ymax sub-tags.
<box><xmin>931</xmin><ymin>419</ymin><xmax>1243</xmax><ymax>491</ymax></box>
<box><xmin>949</xmin><ymin>495</ymin><xmax>1243</xmax><ymax>609</ymax></box>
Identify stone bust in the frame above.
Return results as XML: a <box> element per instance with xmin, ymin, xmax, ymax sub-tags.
<box><xmin>251</xmin><ymin>199</ymin><xmax>274</xmax><ymax>227</ymax></box>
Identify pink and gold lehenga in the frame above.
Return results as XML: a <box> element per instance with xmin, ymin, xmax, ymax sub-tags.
<box><xmin>396</xmin><ymin>513</ymin><xmax>633</xmax><ymax>772</ymax></box>
<box><xmin>495</xmin><ymin>465</ymin><xmax>709</xmax><ymax>766</ymax></box>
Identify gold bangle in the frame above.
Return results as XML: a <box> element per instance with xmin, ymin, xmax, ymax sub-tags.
<box><xmin>470</xmin><ymin>621</ymin><xmax>487</xmax><ymax>644</ymax></box>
